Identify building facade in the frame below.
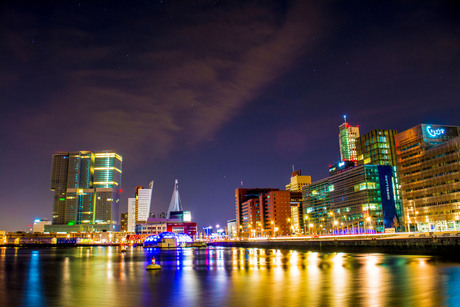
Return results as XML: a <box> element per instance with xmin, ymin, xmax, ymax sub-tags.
<box><xmin>48</xmin><ymin>151</ymin><xmax>122</xmax><ymax>232</ymax></box>
<box><xmin>339</xmin><ymin>116</ymin><xmax>360</xmax><ymax>162</ymax></box>
<box><xmin>235</xmin><ymin>188</ymin><xmax>291</xmax><ymax>237</ymax></box>
<box><xmin>135</xmin><ymin>218</ymin><xmax>197</xmax><ymax>237</ymax></box>
<box><xmin>120</xmin><ymin>213</ymin><xmax>128</xmax><ymax>232</ymax></box>
<box><xmin>395</xmin><ymin>124</ymin><xmax>460</xmax><ymax>231</ymax></box>
<box><xmin>357</xmin><ymin>129</ymin><xmax>398</xmax><ymax>166</ymax></box>
<box><xmin>32</xmin><ymin>219</ymin><xmax>51</xmax><ymax>233</ymax></box>
<box><xmin>303</xmin><ymin>164</ymin><xmax>402</xmax><ymax>234</ymax></box>
<box><xmin>227</xmin><ymin>219</ymin><xmax>237</xmax><ymax>238</ymax></box>
<box><xmin>286</xmin><ymin>170</ymin><xmax>311</xmax><ymax>191</ymax></box>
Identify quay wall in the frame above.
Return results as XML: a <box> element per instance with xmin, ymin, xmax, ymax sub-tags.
<box><xmin>209</xmin><ymin>237</ymin><xmax>460</xmax><ymax>260</ymax></box>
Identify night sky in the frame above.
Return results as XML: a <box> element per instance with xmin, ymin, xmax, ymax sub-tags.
<box><xmin>1</xmin><ymin>1</ymin><xmax>459</xmax><ymax>232</ymax></box>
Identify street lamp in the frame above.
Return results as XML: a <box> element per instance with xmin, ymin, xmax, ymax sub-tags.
<box><xmin>304</xmin><ymin>215</ymin><xmax>309</xmax><ymax>234</ymax></box>
<box><xmin>366</xmin><ymin>216</ymin><xmax>371</xmax><ymax>234</ymax></box>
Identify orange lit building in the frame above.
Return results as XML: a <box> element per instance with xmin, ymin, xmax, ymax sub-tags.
<box><xmin>235</xmin><ymin>188</ymin><xmax>291</xmax><ymax>237</ymax></box>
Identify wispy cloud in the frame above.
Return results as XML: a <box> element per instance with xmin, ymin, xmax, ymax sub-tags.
<box><xmin>1</xmin><ymin>1</ymin><xmax>321</xmax><ymax>161</ymax></box>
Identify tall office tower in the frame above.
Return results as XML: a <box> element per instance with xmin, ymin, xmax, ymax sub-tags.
<box><xmin>339</xmin><ymin>115</ymin><xmax>360</xmax><ymax>162</ymax></box>
<box><xmin>286</xmin><ymin>170</ymin><xmax>311</xmax><ymax>234</ymax></box>
<box><xmin>50</xmin><ymin>152</ymin><xmax>71</xmax><ymax>224</ymax></box>
<box><xmin>357</xmin><ymin>129</ymin><xmax>398</xmax><ymax>166</ymax></box>
<box><xmin>49</xmin><ymin>151</ymin><xmax>122</xmax><ymax>232</ymax></box>
<box><xmin>126</xmin><ymin>182</ymin><xmax>153</xmax><ymax>231</ymax></box>
<box><xmin>395</xmin><ymin>124</ymin><xmax>460</xmax><ymax>232</ymax></box>
<box><xmin>127</xmin><ymin>198</ymin><xmax>136</xmax><ymax>232</ymax></box>
<box><xmin>136</xmin><ymin>187</ymin><xmax>152</xmax><ymax>223</ymax></box>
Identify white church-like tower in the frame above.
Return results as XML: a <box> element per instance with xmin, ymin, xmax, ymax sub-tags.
<box><xmin>167</xmin><ymin>179</ymin><xmax>183</xmax><ymax>218</ymax></box>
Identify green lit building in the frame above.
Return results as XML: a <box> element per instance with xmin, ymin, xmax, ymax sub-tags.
<box><xmin>48</xmin><ymin>151</ymin><xmax>122</xmax><ymax>232</ymax></box>
<box><xmin>339</xmin><ymin>116</ymin><xmax>360</xmax><ymax>162</ymax></box>
<box><xmin>303</xmin><ymin>165</ymin><xmax>402</xmax><ymax>234</ymax></box>
<box><xmin>357</xmin><ymin>129</ymin><xmax>398</xmax><ymax>166</ymax></box>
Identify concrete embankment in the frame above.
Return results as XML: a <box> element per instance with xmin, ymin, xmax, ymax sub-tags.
<box><xmin>209</xmin><ymin>237</ymin><xmax>460</xmax><ymax>260</ymax></box>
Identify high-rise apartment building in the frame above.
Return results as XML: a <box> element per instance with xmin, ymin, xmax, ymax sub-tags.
<box><xmin>395</xmin><ymin>124</ymin><xmax>460</xmax><ymax>232</ymax></box>
<box><xmin>357</xmin><ymin>129</ymin><xmax>398</xmax><ymax>166</ymax></box>
<box><xmin>339</xmin><ymin>116</ymin><xmax>360</xmax><ymax>162</ymax></box>
<box><xmin>48</xmin><ymin>151</ymin><xmax>122</xmax><ymax>232</ymax></box>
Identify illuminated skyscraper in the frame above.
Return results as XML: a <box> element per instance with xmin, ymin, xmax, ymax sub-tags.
<box><xmin>357</xmin><ymin>129</ymin><xmax>398</xmax><ymax>166</ymax></box>
<box><xmin>49</xmin><ymin>151</ymin><xmax>122</xmax><ymax>232</ymax></box>
<box><xmin>127</xmin><ymin>198</ymin><xmax>136</xmax><ymax>232</ymax></box>
<box><xmin>127</xmin><ymin>181</ymin><xmax>153</xmax><ymax>231</ymax></box>
<box><xmin>339</xmin><ymin>115</ymin><xmax>360</xmax><ymax>162</ymax></box>
<box><xmin>286</xmin><ymin>170</ymin><xmax>311</xmax><ymax>234</ymax></box>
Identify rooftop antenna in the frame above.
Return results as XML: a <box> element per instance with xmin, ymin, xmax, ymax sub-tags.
<box><xmin>343</xmin><ymin>114</ymin><xmax>347</xmax><ymax>123</ymax></box>
<box><xmin>241</xmin><ymin>181</ymin><xmax>243</xmax><ymax>187</ymax></box>
<box><xmin>292</xmin><ymin>164</ymin><xmax>295</xmax><ymax>172</ymax></box>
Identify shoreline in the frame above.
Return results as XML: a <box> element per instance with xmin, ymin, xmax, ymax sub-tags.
<box><xmin>208</xmin><ymin>236</ymin><xmax>460</xmax><ymax>260</ymax></box>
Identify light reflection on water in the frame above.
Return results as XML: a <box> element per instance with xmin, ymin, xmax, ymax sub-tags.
<box><xmin>0</xmin><ymin>246</ymin><xmax>459</xmax><ymax>306</ymax></box>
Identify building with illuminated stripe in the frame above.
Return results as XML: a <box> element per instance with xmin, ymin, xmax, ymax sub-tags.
<box><xmin>302</xmin><ymin>164</ymin><xmax>402</xmax><ymax>234</ymax></box>
<box><xmin>395</xmin><ymin>124</ymin><xmax>460</xmax><ymax>232</ymax></box>
<box><xmin>48</xmin><ymin>151</ymin><xmax>122</xmax><ymax>232</ymax></box>
<box><xmin>339</xmin><ymin>116</ymin><xmax>360</xmax><ymax>162</ymax></box>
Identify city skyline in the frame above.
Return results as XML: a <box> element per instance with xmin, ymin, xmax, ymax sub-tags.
<box><xmin>1</xmin><ymin>1</ymin><xmax>460</xmax><ymax>231</ymax></box>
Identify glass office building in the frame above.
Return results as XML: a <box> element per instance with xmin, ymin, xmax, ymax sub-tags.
<box><xmin>303</xmin><ymin>165</ymin><xmax>402</xmax><ymax>234</ymax></box>
<box><xmin>395</xmin><ymin>124</ymin><xmax>460</xmax><ymax>231</ymax></box>
<box><xmin>49</xmin><ymin>151</ymin><xmax>122</xmax><ymax>232</ymax></box>
<box><xmin>357</xmin><ymin>129</ymin><xmax>398</xmax><ymax>167</ymax></box>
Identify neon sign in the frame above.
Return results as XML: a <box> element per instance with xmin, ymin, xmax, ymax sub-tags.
<box><xmin>426</xmin><ymin>125</ymin><xmax>445</xmax><ymax>138</ymax></box>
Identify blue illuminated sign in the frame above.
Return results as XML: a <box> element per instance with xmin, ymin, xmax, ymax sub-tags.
<box><xmin>426</xmin><ymin>125</ymin><xmax>445</xmax><ymax>138</ymax></box>
<box><xmin>338</xmin><ymin>161</ymin><xmax>345</xmax><ymax>167</ymax></box>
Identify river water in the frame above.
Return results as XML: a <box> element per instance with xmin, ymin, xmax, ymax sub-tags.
<box><xmin>1</xmin><ymin>246</ymin><xmax>459</xmax><ymax>306</ymax></box>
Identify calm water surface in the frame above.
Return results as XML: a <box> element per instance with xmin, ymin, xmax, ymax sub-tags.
<box><xmin>1</xmin><ymin>246</ymin><xmax>460</xmax><ymax>306</ymax></box>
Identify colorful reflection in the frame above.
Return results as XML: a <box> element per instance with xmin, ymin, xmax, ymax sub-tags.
<box><xmin>0</xmin><ymin>247</ymin><xmax>458</xmax><ymax>306</ymax></box>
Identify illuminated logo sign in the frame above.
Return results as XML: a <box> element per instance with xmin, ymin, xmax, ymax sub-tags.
<box><xmin>338</xmin><ymin>161</ymin><xmax>345</xmax><ymax>167</ymax></box>
<box><xmin>426</xmin><ymin>125</ymin><xmax>445</xmax><ymax>138</ymax></box>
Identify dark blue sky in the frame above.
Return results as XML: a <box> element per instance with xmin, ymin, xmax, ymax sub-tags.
<box><xmin>1</xmin><ymin>0</ymin><xmax>459</xmax><ymax>231</ymax></box>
